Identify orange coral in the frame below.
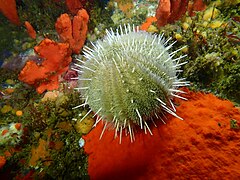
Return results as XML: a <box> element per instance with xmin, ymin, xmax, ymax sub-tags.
<box><xmin>55</xmin><ymin>9</ymin><xmax>89</xmax><ymax>54</ymax></box>
<box><xmin>155</xmin><ymin>0</ymin><xmax>171</xmax><ymax>27</ymax></box>
<box><xmin>140</xmin><ymin>16</ymin><xmax>157</xmax><ymax>31</ymax></box>
<box><xmin>15</xmin><ymin>170</ymin><xmax>35</xmax><ymax>180</ymax></box>
<box><xmin>65</xmin><ymin>0</ymin><xmax>83</xmax><ymax>15</ymax></box>
<box><xmin>167</xmin><ymin>0</ymin><xmax>189</xmax><ymax>23</ymax></box>
<box><xmin>188</xmin><ymin>0</ymin><xmax>207</xmax><ymax>16</ymax></box>
<box><xmin>0</xmin><ymin>149</ymin><xmax>18</xmax><ymax>169</ymax></box>
<box><xmin>0</xmin><ymin>0</ymin><xmax>20</xmax><ymax>25</ymax></box>
<box><xmin>84</xmin><ymin>88</ymin><xmax>240</xmax><ymax>179</ymax></box>
<box><xmin>0</xmin><ymin>156</ymin><xmax>6</xmax><ymax>169</ymax></box>
<box><xmin>156</xmin><ymin>0</ymin><xmax>206</xmax><ymax>27</ymax></box>
<box><xmin>24</xmin><ymin>21</ymin><xmax>37</xmax><ymax>39</ymax></box>
<box><xmin>4</xmin><ymin>150</ymin><xmax>12</xmax><ymax>157</ymax></box>
<box><xmin>18</xmin><ymin>38</ymin><xmax>72</xmax><ymax>94</ymax></box>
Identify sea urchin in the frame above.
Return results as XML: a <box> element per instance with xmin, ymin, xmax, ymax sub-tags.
<box><xmin>73</xmin><ymin>24</ymin><xmax>189</xmax><ymax>143</ymax></box>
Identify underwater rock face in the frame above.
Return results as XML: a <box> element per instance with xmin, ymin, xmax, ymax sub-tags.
<box><xmin>75</xmin><ymin>24</ymin><xmax>189</xmax><ymax>141</ymax></box>
<box><xmin>1</xmin><ymin>49</ymin><xmax>41</xmax><ymax>71</ymax></box>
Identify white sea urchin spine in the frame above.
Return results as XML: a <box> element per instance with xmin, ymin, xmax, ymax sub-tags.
<box><xmin>73</xmin><ymin>24</ymin><xmax>189</xmax><ymax>143</ymax></box>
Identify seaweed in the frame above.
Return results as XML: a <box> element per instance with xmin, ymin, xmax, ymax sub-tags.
<box><xmin>17</xmin><ymin>0</ymin><xmax>67</xmax><ymax>33</ymax></box>
<box><xmin>158</xmin><ymin>2</ymin><xmax>239</xmax><ymax>104</ymax></box>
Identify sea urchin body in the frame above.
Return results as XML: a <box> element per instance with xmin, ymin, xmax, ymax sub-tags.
<box><xmin>74</xmin><ymin>24</ymin><xmax>189</xmax><ymax>142</ymax></box>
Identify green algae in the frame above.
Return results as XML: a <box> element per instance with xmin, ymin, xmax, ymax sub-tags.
<box><xmin>23</xmin><ymin>91</ymin><xmax>89</xmax><ymax>179</ymax></box>
<box><xmin>157</xmin><ymin>1</ymin><xmax>239</xmax><ymax>104</ymax></box>
<box><xmin>230</xmin><ymin>119</ymin><xmax>239</xmax><ymax>129</ymax></box>
<box><xmin>17</xmin><ymin>0</ymin><xmax>66</xmax><ymax>33</ymax></box>
<box><xmin>44</xmin><ymin>130</ymin><xmax>89</xmax><ymax>179</ymax></box>
<box><xmin>0</xmin><ymin>14</ymin><xmax>29</xmax><ymax>57</ymax></box>
<box><xmin>0</xmin><ymin>66</ymin><xmax>88</xmax><ymax>178</ymax></box>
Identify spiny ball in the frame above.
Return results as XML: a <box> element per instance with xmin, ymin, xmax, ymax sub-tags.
<box><xmin>75</xmin><ymin>24</ymin><xmax>189</xmax><ymax>142</ymax></box>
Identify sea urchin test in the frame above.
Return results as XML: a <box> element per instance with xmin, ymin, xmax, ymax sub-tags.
<box><xmin>73</xmin><ymin>24</ymin><xmax>189</xmax><ymax>143</ymax></box>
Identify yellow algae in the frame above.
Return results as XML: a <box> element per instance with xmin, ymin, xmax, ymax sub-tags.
<box><xmin>182</xmin><ymin>46</ymin><xmax>189</xmax><ymax>53</ymax></box>
<box><xmin>175</xmin><ymin>33</ymin><xmax>183</xmax><ymax>41</ymax></box>
<box><xmin>201</xmin><ymin>31</ymin><xmax>207</xmax><ymax>39</ymax></box>
<box><xmin>212</xmin><ymin>0</ymin><xmax>222</xmax><ymax>6</ymax></box>
<box><xmin>56</xmin><ymin>121</ymin><xmax>73</xmax><ymax>132</ymax></box>
<box><xmin>34</xmin><ymin>132</ymin><xmax>41</xmax><ymax>139</ymax></box>
<box><xmin>5</xmin><ymin>79</ymin><xmax>15</xmax><ymax>85</ymax></box>
<box><xmin>41</xmin><ymin>91</ymin><xmax>59</xmax><ymax>102</ymax></box>
<box><xmin>202</xmin><ymin>21</ymin><xmax>208</xmax><ymax>27</ymax></box>
<box><xmin>147</xmin><ymin>25</ymin><xmax>158</xmax><ymax>33</ymax></box>
<box><xmin>75</xmin><ymin>117</ymin><xmax>95</xmax><ymax>134</ymax></box>
<box><xmin>203</xmin><ymin>7</ymin><xmax>220</xmax><ymax>21</ymax></box>
<box><xmin>232</xmin><ymin>49</ymin><xmax>238</xmax><ymax>56</ymax></box>
<box><xmin>1</xmin><ymin>105</ymin><xmax>12</xmax><ymax>114</ymax></box>
<box><xmin>182</xmin><ymin>22</ymin><xmax>189</xmax><ymax>30</ymax></box>
<box><xmin>29</xmin><ymin>138</ymin><xmax>50</xmax><ymax>167</ymax></box>
<box><xmin>209</xmin><ymin>20</ymin><xmax>223</xmax><ymax>29</ymax></box>
<box><xmin>185</xmin><ymin>17</ymin><xmax>192</xmax><ymax>24</ymax></box>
